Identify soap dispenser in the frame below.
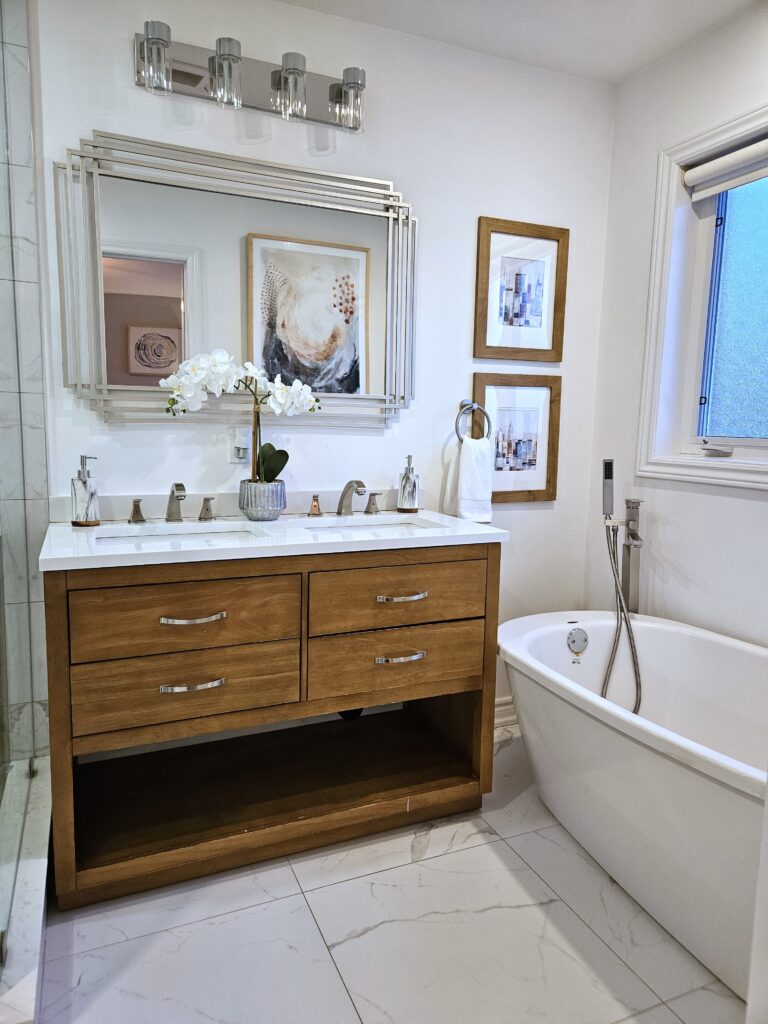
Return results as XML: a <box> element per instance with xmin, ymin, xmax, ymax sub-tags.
<box><xmin>397</xmin><ymin>454</ymin><xmax>420</xmax><ymax>513</ymax></box>
<box><xmin>71</xmin><ymin>455</ymin><xmax>101</xmax><ymax>527</ymax></box>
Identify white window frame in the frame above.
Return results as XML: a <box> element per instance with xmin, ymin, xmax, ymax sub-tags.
<box><xmin>637</xmin><ymin>103</ymin><xmax>768</xmax><ymax>491</ymax></box>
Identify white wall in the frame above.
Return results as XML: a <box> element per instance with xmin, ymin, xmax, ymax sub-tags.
<box><xmin>586</xmin><ymin>3</ymin><xmax>768</xmax><ymax>648</ymax></box>
<box><xmin>33</xmin><ymin>0</ymin><xmax>615</xmax><ymax>633</ymax></box>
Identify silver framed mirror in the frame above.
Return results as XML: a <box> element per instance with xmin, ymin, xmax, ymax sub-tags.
<box><xmin>54</xmin><ymin>132</ymin><xmax>417</xmax><ymax>427</ymax></box>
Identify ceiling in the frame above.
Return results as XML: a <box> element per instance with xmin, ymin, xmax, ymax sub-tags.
<box><xmin>279</xmin><ymin>0</ymin><xmax>755</xmax><ymax>82</ymax></box>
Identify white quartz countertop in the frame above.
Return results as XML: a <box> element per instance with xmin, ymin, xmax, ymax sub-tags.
<box><xmin>39</xmin><ymin>510</ymin><xmax>508</xmax><ymax>571</ymax></box>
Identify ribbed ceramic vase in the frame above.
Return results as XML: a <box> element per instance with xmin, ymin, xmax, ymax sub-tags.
<box><xmin>239</xmin><ymin>480</ymin><xmax>286</xmax><ymax>521</ymax></box>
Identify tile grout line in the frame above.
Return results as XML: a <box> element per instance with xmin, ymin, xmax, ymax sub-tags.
<box><xmin>298</xmin><ymin>878</ymin><xmax>365</xmax><ymax>1024</ymax></box>
<box><xmin>505</xmin><ymin>836</ymin><xmax>693</xmax><ymax>1011</ymax></box>
<box><xmin>288</xmin><ymin>833</ymin><xmax>509</xmax><ymax>895</ymax></box>
<box><xmin>43</xmin><ymin>882</ymin><xmax>306</xmax><ymax>965</ymax></box>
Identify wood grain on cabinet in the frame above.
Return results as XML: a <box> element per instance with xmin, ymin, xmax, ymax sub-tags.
<box><xmin>308</xmin><ymin>559</ymin><xmax>487</xmax><ymax>636</ymax></box>
<box><xmin>69</xmin><ymin>576</ymin><xmax>301</xmax><ymax>663</ymax></box>
<box><xmin>70</xmin><ymin>641</ymin><xmax>300</xmax><ymax>736</ymax></box>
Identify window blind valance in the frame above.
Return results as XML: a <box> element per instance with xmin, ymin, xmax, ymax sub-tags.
<box><xmin>683</xmin><ymin>136</ymin><xmax>768</xmax><ymax>202</ymax></box>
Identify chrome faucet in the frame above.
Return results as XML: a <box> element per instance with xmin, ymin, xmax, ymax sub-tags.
<box><xmin>336</xmin><ymin>480</ymin><xmax>367</xmax><ymax>516</ymax></box>
<box><xmin>165</xmin><ymin>482</ymin><xmax>187</xmax><ymax>522</ymax></box>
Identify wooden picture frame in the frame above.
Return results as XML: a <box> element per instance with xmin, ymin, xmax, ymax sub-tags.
<box><xmin>246</xmin><ymin>232</ymin><xmax>371</xmax><ymax>394</ymax></box>
<box><xmin>473</xmin><ymin>217</ymin><xmax>569</xmax><ymax>362</ymax></box>
<box><xmin>473</xmin><ymin>373</ymin><xmax>561</xmax><ymax>503</ymax></box>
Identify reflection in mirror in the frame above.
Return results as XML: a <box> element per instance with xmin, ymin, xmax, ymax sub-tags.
<box><xmin>102</xmin><ymin>256</ymin><xmax>184</xmax><ymax>386</ymax></box>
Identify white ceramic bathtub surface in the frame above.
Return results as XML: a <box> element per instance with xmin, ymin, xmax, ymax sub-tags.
<box><xmin>498</xmin><ymin>610</ymin><xmax>768</xmax><ymax>1000</ymax></box>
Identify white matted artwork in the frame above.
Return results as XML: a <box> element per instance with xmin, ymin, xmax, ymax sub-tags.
<box><xmin>127</xmin><ymin>325</ymin><xmax>181</xmax><ymax>375</ymax></box>
<box><xmin>473</xmin><ymin>373</ymin><xmax>561</xmax><ymax>502</ymax></box>
<box><xmin>474</xmin><ymin>218</ymin><xmax>569</xmax><ymax>361</ymax></box>
<box><xmin>247</xmin><ymin>233</ymin><xmax>369</xmax><ymax>395</ymax></box>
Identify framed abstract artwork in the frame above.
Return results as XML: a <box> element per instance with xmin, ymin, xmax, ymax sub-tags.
<box><xmin>472</xmin><ymin>373</ymin><xmax>562</xmax><ymax>502</ymax></box>
<box><xmin>247</xmin><ymin>233</ymin><xmax>369</xmax><ymax>394</ymax></box>
<box><xmin>473</xmin><ymin>217</ymin><xmax>569</xmax><ymax>362</ymax></box>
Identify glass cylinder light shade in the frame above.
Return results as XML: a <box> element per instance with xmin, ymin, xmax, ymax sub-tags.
<box><xmin>328</xmin><ymin>82</ymin><xmax>343</xmax><ymax>124</ymax></box>
<box><xmin>281</xmin><ymin>52</ymin><xmax>307</xmax><ymax>120</ymax></box>
<box><xmin>269</xmin><ymin>69</ymin><xmax>283</xmax><ymax>112</ymax></box>
<box><xmin>342</xmin><ymin>66</ymin><xmax>366</xmax><ymax>131</ymax></box>
<box><xmin>214</xmin><ymin>37</ymin><xmax>242</xmax><ymax>108</ymax></box>
<box><xmin>143</xmin><ymin>20</ymin><xmax>172</xmax><ymax>94</ymax></box>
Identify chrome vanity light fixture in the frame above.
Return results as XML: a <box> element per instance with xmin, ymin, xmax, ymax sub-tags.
<box><xmin>142</xmin><ymin>20</ymin><xmax>172</xmax><ymax>94</ymax></box>
<box><xmin>280</xmin><ymin>52</ymin><xmax>307</xmax><ymax>120</ymax></box>
<box><xmin>213</xmin><ymin>37</ymin><xmax>242</xmax><ymax>108</ymax></box>
<box><xmin>342</xmin><ymin>66</ymin><xmax>366</xmax><ymax>131</ymax></box>
<box><xmin>134</xmin><ymin>24</ymin><xmax>366</xmax><ymax>131</ymax></box>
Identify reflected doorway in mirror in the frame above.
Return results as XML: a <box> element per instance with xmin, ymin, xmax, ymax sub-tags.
<box><xmin>247</xmin><ymin>233</ymin><xmax>369</xmax><ymax>394</ymax></box>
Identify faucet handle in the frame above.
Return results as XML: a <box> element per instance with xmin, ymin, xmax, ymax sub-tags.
<box><xmin>364</xmin><ymin>492</ymin><xmax>382</xmax><ymax>515</ymax></box>
<box><xmin>308</xmin><ymin>494</ymin><xmax>323</xmax><ymax>517</ymax></box>
<box><xmin>198</xmin><ymin>497</ymin><xmax>215</xmax><ymax>522</ymax></box>
<box><xmin>128</xmin><ymin>498</ymin><xmax>146</xmax><ymax>524</ymax></box>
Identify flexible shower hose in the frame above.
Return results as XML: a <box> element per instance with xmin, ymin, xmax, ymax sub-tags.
<box><xmin>601</xmin><ymin>521</ymin><xmax>642</xmax><ymax>714</ymax></box>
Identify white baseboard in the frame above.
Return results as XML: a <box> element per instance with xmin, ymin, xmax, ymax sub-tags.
<box><xmin>494</xmin><ymin>695</ymin><xmax>518</xmax><ymax>730</ymax></box>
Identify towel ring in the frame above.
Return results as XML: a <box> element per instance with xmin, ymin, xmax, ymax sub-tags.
<box><xmin>455</xmin><ymin>400</ymin><xmax>492</xmax><ymax>444</ymax></box>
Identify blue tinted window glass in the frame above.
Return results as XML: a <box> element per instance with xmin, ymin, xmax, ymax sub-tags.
<box><xmin>701</xmin><ymin>176</ymin><xmax>768</xmax><ymax>439</ymax></box>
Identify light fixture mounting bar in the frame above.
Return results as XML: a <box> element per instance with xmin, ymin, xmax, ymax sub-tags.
<box><xmin>133</xmin><ymin>35</ymin><xmax>354</xmax><ymax>131</ymax></box>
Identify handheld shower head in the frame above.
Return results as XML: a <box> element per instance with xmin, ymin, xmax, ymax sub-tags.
<box><xmin>602</xmin><ymin>459</ymin><xmax>614</xmax><ymax>517</ymax></box>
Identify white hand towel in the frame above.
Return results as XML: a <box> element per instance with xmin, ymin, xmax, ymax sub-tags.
<box><xmin>443</xmin><ymin>442</ymin><xmax>460</xmax><ymax>518</ymax></box>
<box><xmin>458</xmin><ymin>436</ymin><xmax>493</xmax><ymax>523</ymax></box>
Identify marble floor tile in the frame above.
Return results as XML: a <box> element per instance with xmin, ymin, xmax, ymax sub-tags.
<box><xmin>480</xmin><ymin>725</ymin><xmax>558</xmax><ymax>838</ymax></box>
<box><xmin>45</xmin><ymin>859</ymin><xmax>300</xmax><ymax>960</ymax></box>
<box><xmin>290</xmin><ymin>811</ymin><xmax>498</xmax><ymax>891</ymax></box>
<box><xmin>509</xmin><ymin>825</ymin><xmax>713</xmax><ymax>1001</ymax></box>
<box><xmin>41</xmin><ymin>894</ymin><xmax>361</xmax><ymax>1024</ymax></box>
<box><xmin>307</xmin><ymin>840</ymin><xmax>660</xmax><ymax>1024</ymax></box>
<box><xmin>609</xmin><ymin>1006</ymin><xmax>683</xmax><ymax>1024</ymax></box>
<box><xmin>666</xmin><ymin>981</ymin><xmax>746</xmax><ymax>1024</ymax></box>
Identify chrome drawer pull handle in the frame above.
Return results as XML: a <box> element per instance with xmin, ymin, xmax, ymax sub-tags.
<box><xmin>374</xmin><ymin>651</ymin><xmax>427</xmax><ymax>665</ymax></box>
<box><xmin>159</xmin><ymin>677</ymin><xmax>226</xmax><ymax>694</ymax></box>
<box><xmin>376</xmin><ymin>591</ymin><xmax>429</xmax><ymax>604</ymax></box>
<box><xmin>159</xmin><ymin>611</ymin><xmax>228</xmax><ymax>626</ymax></box>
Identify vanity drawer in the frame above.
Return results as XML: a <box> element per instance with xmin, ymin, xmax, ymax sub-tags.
<box><xmin>70</xmin><ymin>641</ymin><xmax>300</xmax><ymax>736</ymax></box>
<box><xmin>308</xmin><ymin>619</ymin><xmax>485</xmax><ymax>700</ymax></box>
<box><xmin>308</xmin><ymin>560</ymin><xmax>487</xmax><ymax>636</ymax></box>
<box><xmin>69</xmin><ymin>576</ymin><xmax>301</xmax><ymax>664</ymax></box>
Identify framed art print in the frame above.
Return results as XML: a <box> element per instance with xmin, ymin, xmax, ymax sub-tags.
<box><xmin>473</xmin><ymin>217</ymin><xmax>569</xmax><ymax>362</ymax></box>
<box><xmin>473</xmin><ymin>373</ymin><xmax>561</xmax><ymax>502</ymax></box>
<box><xmin>247</xmin><ymin>233</ymin><xmax>369</xmax><ymax>395</ymax></box>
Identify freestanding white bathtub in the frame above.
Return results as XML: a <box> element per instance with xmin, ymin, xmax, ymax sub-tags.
<box><xmin>498</xmin><ymin>611</ymin><xmax>768</xmax><ymax>999</ymax></box>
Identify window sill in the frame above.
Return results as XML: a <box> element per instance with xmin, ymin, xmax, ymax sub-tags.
<box><xmin>637</xmin><ymin>451</ymin><xmax>768</xmax><ymax>491</ymax></box>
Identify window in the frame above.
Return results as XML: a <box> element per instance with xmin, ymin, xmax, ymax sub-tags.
<box><xmin>699</xmin><ymin>177</ymin><xmax>768</xmax><ymax>440</ymax></box>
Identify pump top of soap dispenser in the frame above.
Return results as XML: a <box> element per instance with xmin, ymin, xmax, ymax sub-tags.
<box><xmin>77</xmin><ymin>455</ymin><xmax>97</xmax><ymax>482</ymax></box>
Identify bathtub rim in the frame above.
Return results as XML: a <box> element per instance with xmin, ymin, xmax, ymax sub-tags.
<box><xmin>498</xmin><ymin>610</ymin><xmax>767</xmax><ymax>801</ymax></box>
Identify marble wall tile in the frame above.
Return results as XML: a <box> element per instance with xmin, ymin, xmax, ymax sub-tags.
<box><xmin>20</xmin><ymin>395</ymin><xmax>46</xmax><ymax>500</ymax></box>
<box><xmin>31</xmin><ymin>698</ymin><xmax>47</xmax><ymax>755</ymax></box>
<box><xmin>3</xmin><ymin>599</ymin><xmax>31</xmax><ymax>704</ymax></box>
<box><xmin>14</xmin><ymin>280</ymin><xmax>41</xmax><ymax>392</ymax></box>
<box><xmin>0</xmin><ymin>391</ymin><xmax>23</xmax><ymax>499</ymax></box>
<box><xmin>1</xmin><ymin>0</ymin><xmax>28</xmax><ymax>47</ymax></box>
<box><xmin>509</xmin><ymin>826</ymin><xmax>713</xmax><ymax>1002</ymax></box>
<box><xmin>45</xmin><ymin>859</ymin><xmax>300</xmax><ymax>961</ymax></box>
<box><xmin>307</xmin><ymin>841</ymin><xmax>660</xmax><ymax>1024</ymax></box>
<box><xmin>41</xmin><ymin>894</ymin><xmax>361</xmax><ymax>1024</ymax></box>
<box><xmin>0</xmin><ymin>498</ymin><xmax>29</xmax><ymax>602</ymax></box>
<box><xmin>3</xmin><ymin>43</ymin><xmax>32</xmax><ymax>167</ymax></box>
<box><xmin>0</xmin><ymin>278</ymin><xmax>19</xmax><ymax>391</ymax></box>
<box><xmin>7</xmin><ymin>700</ymin><xmax>32</xmax><ymax>760</ymax></box>
<box><xmin>8</xmin><ymin>164</ymin><xmax>36</xmax><ymax>282</ymax></box>
<box><xmin>29</xmin><ymin>600</ymin><xmax>46</xmax><ymax>701</ymax></box>
<box><xmin>23</xmin><ymin>498</ymin><xmax>47</xmax><ymax>601</ymax></box>
<box><xmin>0</xmin><ymin>160</ymin><xmax>11</xmax><ymax>281</ymax></box>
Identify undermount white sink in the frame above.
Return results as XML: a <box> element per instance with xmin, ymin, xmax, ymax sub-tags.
<box><xmin>93</xmin><ymin>521</ymin><xmax>266</xmax><ymax>542</ymax></box>
<box><xmin>297</xmin><ymin>514</ymin><xmax>441</xmax><ymax>534</ymax></box>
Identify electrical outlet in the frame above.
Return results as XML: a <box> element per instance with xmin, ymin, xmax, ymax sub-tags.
<box><xmin>228</xmin><ymin>426</ymin><xmax>250</xmax><ymax>464</ymax></box>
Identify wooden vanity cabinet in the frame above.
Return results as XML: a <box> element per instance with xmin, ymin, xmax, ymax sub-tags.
<box><xmin>45</xmin><ymin>543</ymin><xmax>501</xmax><ymax>909</ymax></box>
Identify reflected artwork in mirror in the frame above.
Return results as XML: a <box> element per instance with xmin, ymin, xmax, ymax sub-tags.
<box><xmin>102</xmin><ymin>255</ymin><xmax>184</xmax><ymax>386</ymax></box>
<box><xmin>56</xmin><ymin>132</ymin><xmax>416</xmax><ymax>427</ymax></box>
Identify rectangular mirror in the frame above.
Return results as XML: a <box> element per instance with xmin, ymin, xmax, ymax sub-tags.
<box><xmin>56</xmin><ymin>133</ymin><xmax>416</xmax><ymax>427</ymax></box>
